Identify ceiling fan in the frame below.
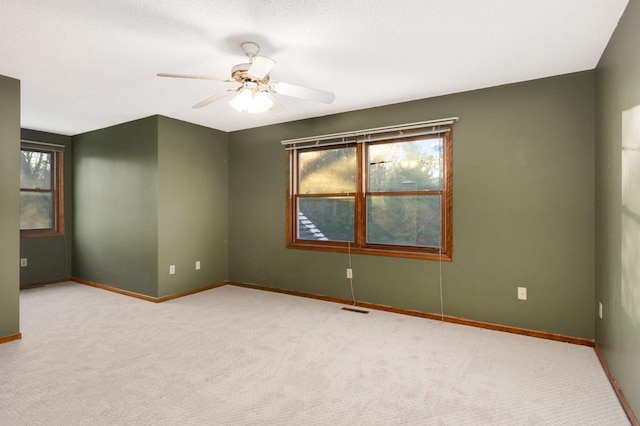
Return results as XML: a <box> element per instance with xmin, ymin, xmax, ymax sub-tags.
<box><xmin>157</xmin><ymin>42</ymin><xmax>335</xmax><ymax>114</ymax></box>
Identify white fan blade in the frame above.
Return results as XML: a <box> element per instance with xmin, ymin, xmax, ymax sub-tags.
<box><xmin>248</xmin><ymin>56</ymin><xmax>276</xmax><ymax>79</ymax></box>
<box><xmin>272</xmin><ymin>81</ymin><xmax>335</xmax><ymax>104</ymax></box>
<box><xmin>192</xmin><ymin>90</ymin><xmax>234</xmax><ymax>109</ymax></box>
<box><xmin>269</xmin><ymin>95</ymin><xmax>286</xmax><ymax>116</ymax></box>
<box><xmin>157</xmin><ymin>73</ymin><xmax>228</xmax><ymax>82</ymax></box>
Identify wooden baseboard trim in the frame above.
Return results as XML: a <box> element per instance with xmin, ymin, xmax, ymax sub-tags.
<box><xmin>0</xmin><ymin>333</ymin><xmax>22</xmax><ymax>345</ymax></box>
<box><xmin>71</xmin><ymin>277</ymin><xmax>227</xmax><ymax>303</ymax></box>
<box><xmin>594</xmin><ymin>343</ymin><xmax>639</xmax><ymax>426</ymax></box>
<box><xmin>70</xmin><ymin>278</ymin><xmax>594</xmax><ymax>346</ymax></box>
<box><xmin>21</xmin><ymin>278</ymin><xmax>71</xmax><ymax>290</ymax></box>
<box><xmin>228</xmin><ymin>281</ymin><xmax>594</xmax><ymax>347</ymax></box>
<box><xmin>72</xmin><ymin>277</ymin><xmax>158</xmax><ymax>302</ymax></box>
<box><xmin>156</xmin><ymin>282</ymin><xmax>227</xmax><ymax>302</ymax></box>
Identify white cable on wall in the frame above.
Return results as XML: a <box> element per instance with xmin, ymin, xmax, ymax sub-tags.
<box><xmin>348</xmin><ymin>241</ymin><xmax>356</xmax><ymax>306</ymax></box>
<box><xmin>438</xmin><ymin>244</ymin><xmax>444</xmax><ymax>323</ymax></box>
<box><xmin>436</xmin><ymin>193</ymin><xmax>445</xmax><ymax>323</ymax></box>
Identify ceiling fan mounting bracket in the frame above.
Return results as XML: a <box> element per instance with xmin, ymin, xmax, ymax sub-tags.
<box><xmin>240</xmin><ymin>42</ymin><xmax>260</xmax><ymax>60</ymax></box>
<box><xmin>231</xmin><ymin>42</ymin><xmax>270</xmax><ymax>83</ymax></box>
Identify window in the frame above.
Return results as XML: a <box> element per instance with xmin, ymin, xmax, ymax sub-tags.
<box><xmin>284</xmin><ymin>119</ymin><xmax>454</xmax><ymax>260</ymax></box>
<box><xmin>20</xmin><ymin>143</ymin><xmax>64</xmax><ymax>237</ymax></box>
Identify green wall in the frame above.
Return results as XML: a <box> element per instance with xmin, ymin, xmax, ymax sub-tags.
<box><xmin>229</xmin><ymin>71</ymin><xmax>596</xmax><ymax>339</ymax></box>
<box><xmin>73</xmin><ymin>116</ymin><xmax>159</xmax><ymax>296</ymax></box>
<box><xmin>72</xmin><ymin>115</ymin><xmax>229</xmax><ymax>298</ymax></box>
<box><xmin>0</xmin><ymin>75</ymin><xmax>21</xmax><ymax>338</ymax></box>
<box><xmin>20</xmin><ymin>129</ymin><xmax>73</xmax><ymax>286</ymax></box>
<box><xmin>595</xmin><ymin>0</ymin><xmax>640</xmax><ymax>415</ymax></box>
<box><xmin>157</xmin><ymin>116</ymin><xmax>229</xmax><ymax>297</ymax></box>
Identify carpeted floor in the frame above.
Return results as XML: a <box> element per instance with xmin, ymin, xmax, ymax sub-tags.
<box><xmin>0</xmin><ymin>282</ymin><xmax>630</xmax><ymax>425</ymax></box>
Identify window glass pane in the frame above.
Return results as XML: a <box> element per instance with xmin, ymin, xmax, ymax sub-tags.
<box><xmin>367</xmin><ymin>194</ymin><xmax>441</xmax><ymax>247</ymax></box>
<box><xmin>368</xmin><ymin>138</ymin><xmax>443</xmax><ymax>192</ymax></box>
<box><xmin>299</xmin><ymin>147</ymin><xmax>356</xmax><ymax>194</ymax></box>
<box><xmin>20</xmin><ymin>192</ymin><xmax>53</xmax><ymax>230</ymax></box>
<box><xmin>298</xmin><ymin>196</ymin><xmax>354</xmax><ymax>242</ymax></box>
<box><xmin>20</xmin><ymin>150</ymin><xmax>52</xmax><ymax>189</ymax></box>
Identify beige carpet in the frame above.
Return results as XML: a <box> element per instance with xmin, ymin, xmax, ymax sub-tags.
<box><xmin>0</xmin><ymin>282</ymin><xmax>630</xmax><ymax>425</ymax></box>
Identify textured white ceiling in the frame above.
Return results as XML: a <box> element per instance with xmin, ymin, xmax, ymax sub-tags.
<box><xmin>0</xmin><ymin>0</ymin><xmax>629</xmax><ymax>135</ymax></box>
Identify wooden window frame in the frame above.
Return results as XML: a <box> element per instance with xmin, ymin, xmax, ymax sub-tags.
<box><xmin>20</xmin><ymin>148</ymin><xmax>65</xmax><ymax>238</ymax></box>
<box><xmin>286</xmin><ymin>131</ymin><xmax>452</xmax><ymax>261</ymax></box>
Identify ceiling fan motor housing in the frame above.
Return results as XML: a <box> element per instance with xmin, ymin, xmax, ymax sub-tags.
<box><xmin>231</xmin><ymin>63</ymin><xmax>270</xmax><ymax>84</ymax></box>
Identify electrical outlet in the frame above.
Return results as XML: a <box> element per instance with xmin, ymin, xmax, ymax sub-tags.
<box><xmin>599</xmin><ymin>302</ymin><xmax>603</xmax><ymax>319</ymax></box>
<box><xmin>20</xmin><ymin>258</ymin><xmax>27</xmax><ymax>267</ymax></box>
<box><xmin>517</xmin><ymin>287</ymin><xmax>527</xmax><ymax>300</ymax></box>
<box><xmin>169</xmin><ymin>265</ymin><xmax>175</xmax><ymax>275</ymax></box>
<box><xmin>195</xmin><ymin>261</ymin><xmax>201</xmax><ymax>270</ymax></box>
<box><xmin>346</xmin><ymin>268</ymin><xmax>353</xmax><ymax>279</ymax></box>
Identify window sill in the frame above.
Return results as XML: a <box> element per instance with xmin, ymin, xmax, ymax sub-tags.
<box><xmin>20</xmin><ymin>230</ymin><xmax>64</xmax><ymax>239</ymax></box>
<box><xmin>287</xmin><ymin>241</ymin><xmax>452</xmax><ymax>261</ymax></box>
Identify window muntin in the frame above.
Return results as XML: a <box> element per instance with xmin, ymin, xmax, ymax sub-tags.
<box><xmin>20</xmin><ymin>147</ymin><xmax>64</xmax><ymax>237</ymax></box>
<box><xmin>297</xmin><ymin>146</ymin><xmax>357</xmax><ymax>243</ymax></box>
<box><xmin>287</xmin><ymin>129</ymin><xmax>452</xmax><ymax>260</ymax></box>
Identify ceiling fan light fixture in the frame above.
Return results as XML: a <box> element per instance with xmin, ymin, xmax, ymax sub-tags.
<box><xmin>229</xmin><ymin>86</ymin><xmax>273</xmax><ymax>113</ymax></box>
<box><xmin>159</xmin><ymin>41</ymin><xmax>334</xmax><ymax>112</ymax></box>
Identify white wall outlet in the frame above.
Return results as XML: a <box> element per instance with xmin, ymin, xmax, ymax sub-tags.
<box><xmin>599</xmin><ymin>302</ymin><xmax>603</xmax><ymax>319</ymax></box>
<box><xmin>20</xmin><ymin>258</ymin><xmax>27</xmax><ymax>267</ymax></box>
<box><xmin>195</xmin><ymin>261</ymin><xmax>201</xmax><ymax>270</ymax></box>
<box><xmin>517</xmin><ymin>287</ymin><xmax>527</xmax><ymax>300</ymax></box>
<box><xmin>169</xmin><ymin>265</ymin><xmax>175</xmax><ymax>275</ymax></box>
<box><xmin>346</xmin><ymin>268</ymin><xmax>353</xmax><ymax>279</ymax></box>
